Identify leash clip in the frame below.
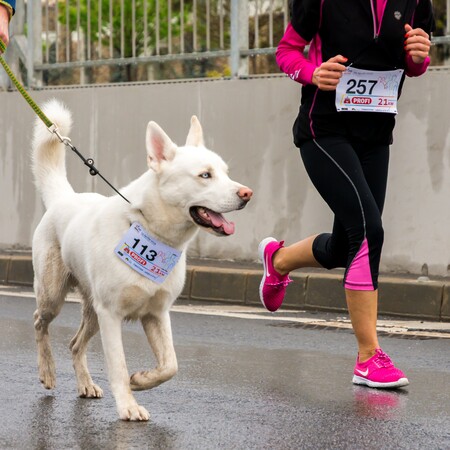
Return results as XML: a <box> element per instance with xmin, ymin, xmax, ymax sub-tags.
<box><xmin>47</xmin><ymin>124</ymin><xmax>73</xmax><ymax>147</ymax></box>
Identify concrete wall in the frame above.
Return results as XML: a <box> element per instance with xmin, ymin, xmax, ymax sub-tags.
<box><xmin>0</xmin><ymin>71</ymin><xmax>449</xmax><ymax>276</ymax></box>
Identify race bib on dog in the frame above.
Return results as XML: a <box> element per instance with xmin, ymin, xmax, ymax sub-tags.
<box><xmin>115</xmin><ymin>222</ymin><xmax>181</xmax><ymax>284</ymax></box>
<box><xmin>335</xmin><ymin>67</ymin><xmax>404</xmax><ymax>114</ymax></box>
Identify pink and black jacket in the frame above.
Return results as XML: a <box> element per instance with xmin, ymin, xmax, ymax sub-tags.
<box><xmin>277</xmin><ymin>0</ymin><xmax>435</xmax><ymax>145</ymax></box>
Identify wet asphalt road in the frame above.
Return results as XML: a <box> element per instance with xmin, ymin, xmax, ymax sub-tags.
<box><xmin>0</xmin><ymin>291</ymin><xmax>449</xmax><ymax>450</ymax></box>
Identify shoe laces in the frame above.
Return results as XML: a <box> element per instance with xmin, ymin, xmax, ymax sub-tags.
<box><xmin>373</xmin><ymin>350</ymin><xmax>394</xmax><ymax>368</ymax></box>
<box><xmin>266</xmin><ymin>277</ymin><xmax>293</xmax><ymax>288</ymax></box>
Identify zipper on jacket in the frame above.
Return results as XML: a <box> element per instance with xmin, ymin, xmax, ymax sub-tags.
<box><xmin>370</xmin><ymin>0</ymin><xmax>379</xmax><ymax>41</ymax></box>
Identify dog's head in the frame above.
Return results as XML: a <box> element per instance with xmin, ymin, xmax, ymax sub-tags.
<box><xmin>145</xmin><ymin>117</ymin><xmax>252</xmax><ymax>236</ymax></box>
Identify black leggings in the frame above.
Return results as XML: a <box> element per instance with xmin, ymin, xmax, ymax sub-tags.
<box><xmin>300</xmin><ymin>136</ymin><xmax>390</xmax><ymax>290</ymax></box>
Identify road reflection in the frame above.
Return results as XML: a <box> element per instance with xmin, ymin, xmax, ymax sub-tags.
<box><xmin>353</xmin><ymin>385</ymin><xmax>409</xmax><ymax>419</ymax></box>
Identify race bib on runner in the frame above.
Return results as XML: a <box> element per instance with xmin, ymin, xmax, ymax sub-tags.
<box><xmin>335</xmin><ymin>67</ymin><xmax>404</xmax><ymax>114</ymax></box>
<box><xmin>115</xmin><ymin>222</ymin><xmax>182</xmax><ymax>284</ymax></box>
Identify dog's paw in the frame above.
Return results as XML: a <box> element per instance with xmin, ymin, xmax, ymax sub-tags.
<box><xmin>130</xmin><ymin>371</ymin><xmax>150</xmax><ymax>391</ymax></box>
<box><xmin>78</xmin><ymin>383</ymin><xmax>103</xmax><ymax>398</ymax></box>
<box><xmin>130</xmin><ymin>367</ymin><xmax>177</xmax><ymax>391</ymax></box>
<box><xmin>118</xmin><ymin>404</ymin><xmax>150</xmax><ymax>422</ymax></box>
<box><xmin>39</xmin><ymin>375</ymin><xmax>56</xmax><ymax>390</ymax></box>
<box><xmin>39</xmin><ymin>366</ymin><xmax>56</xmax><ymax>389</ymax></box>
<box><xmin>37</xmin><ymin>343</ymin><xmax>56</xmax><ymax>389</ymax></box>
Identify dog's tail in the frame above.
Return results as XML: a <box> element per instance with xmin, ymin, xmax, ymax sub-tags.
<box><xmin>31</xmin><ymin>99</ymin><xmax>75</xmax><ymax>209</ymax></box>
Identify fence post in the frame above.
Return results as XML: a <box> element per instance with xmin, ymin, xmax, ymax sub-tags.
<box><xmin>447</xmin><ymin>0</ymin><xmax>450</xmax><ymax>35</ymax></box>
<box><xmin>230</xmin><ymin>0</ymin><xmax>249</xmax><ymax>78</ymax></box>
<box><xmin>27</xmin><ymin>0</ymin><xmax>43</xmax><ymax>87</ymax></box>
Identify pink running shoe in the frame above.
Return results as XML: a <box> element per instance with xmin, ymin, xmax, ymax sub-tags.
<box><xmin>258</xmin><ymin>237</ymin><xmax>292</xmax><ymax>312</ymax></box>
<box><xmin>352</xmin><ymin>348</ymin><xmax>409</xmax><ymax>389</ymax></box>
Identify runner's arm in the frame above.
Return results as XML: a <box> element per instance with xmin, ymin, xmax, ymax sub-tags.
<box><xmin>276</xmin><ymin>24</ymin><xmax>317</xmax><ymax>85</ymax></box>
<box><xmin>405</xmin><ymin>0</ymin><xmax>435</xmax><ymax>77</ymax></box>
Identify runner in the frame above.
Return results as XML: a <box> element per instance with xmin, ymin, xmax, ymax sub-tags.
<box><xmin>259</xmin><ymin>0</ymin><xmax>435</xmax><ymax>388</ymax></box>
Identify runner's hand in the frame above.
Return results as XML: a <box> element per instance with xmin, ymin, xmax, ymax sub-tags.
<box><xmin>312</xmin><ymin>55</ymin><xmax>348</xmax><ymax>91</ymax></box>
<box><xmin>404</xmin><ymin>24</ymin><xmax>431</xmax><ymax>64</ymax></box>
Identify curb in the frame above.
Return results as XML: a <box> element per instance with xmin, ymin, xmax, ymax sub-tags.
<box><xmin>1</xmin><ymin>254</ymin><xmax>449</xmax><ymax>321</ymax></box>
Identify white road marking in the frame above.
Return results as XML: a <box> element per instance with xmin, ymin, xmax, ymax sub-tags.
<box><xmin>1</xmin><ymin>285</ymin><xmax>449</xmax><ymax>338</ymax></box>
<box><xmin>170</xmin><ymin>304</ymin><xmax>450</xmax><ymax>338</ymax></box>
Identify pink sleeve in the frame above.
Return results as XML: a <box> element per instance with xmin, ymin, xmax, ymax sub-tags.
<box><xmin>276</xmin><ymin>23</ymin><xmax>318</xmax><ymax>86</ymax></box>
<box><xmin>405</xmin><ymin>54</ymin><xmax>430</xmax><ymax>77</ymax></box>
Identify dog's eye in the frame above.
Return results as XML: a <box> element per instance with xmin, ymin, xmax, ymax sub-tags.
<box><xmin>199</xmin><ymin>172</ymin><xmax>212</xmax><ymax>179</ymax></box>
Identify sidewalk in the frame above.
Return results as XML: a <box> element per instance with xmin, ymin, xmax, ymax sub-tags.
<box><xmin>1</xmin><ymin>252</ymin><xmax>449</xmax><ymax>321</ymax></box>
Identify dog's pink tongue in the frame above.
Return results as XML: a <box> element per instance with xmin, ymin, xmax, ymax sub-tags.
<box><xmin>209</xmin><ymin>211</ymin><xmax>235</xmax><ymax>235</ymax></box>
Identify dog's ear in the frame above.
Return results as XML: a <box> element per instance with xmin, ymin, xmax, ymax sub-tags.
<box><xmin>146</xmin><ymin>121</ymin><xmax>177</xmax><ymax>171</ymax></box>
<box><xmin>185</xmin><ymin>115</ymin><xmax>204</xmax><ymax>147</ymax></box>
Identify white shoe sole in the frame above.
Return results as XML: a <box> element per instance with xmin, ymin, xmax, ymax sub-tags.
<box><xmin>258</xmin><ymin>237</ymin><xmax>277</xmax><ymax>308</ymax></box>
<box><xmin>352</xmin><ymin>375</ymin><xmax>409</xmax><ymax>389</ymax></box>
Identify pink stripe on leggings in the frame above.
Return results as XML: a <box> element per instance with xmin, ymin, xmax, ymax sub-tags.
<box><xmin>344</xmin><ymin>238</ymin><xmax>375</xmax><ymax>291</ymax></box>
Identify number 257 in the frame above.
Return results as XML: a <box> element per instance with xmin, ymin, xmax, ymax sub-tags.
<box><xmin>346</xmin><ymin>79</ymin><xmax>377</xmax><ymax>95</ymax></box>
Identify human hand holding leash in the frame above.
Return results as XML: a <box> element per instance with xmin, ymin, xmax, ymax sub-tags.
<box><xmin>404</xmin><ymin>24</ymin><xmax>431</xmax><ymax>64</ymax></box>
<box><xmin>312</xmin><ymin>55</ymin><xmax>348</xmax><ymax>91</ymax></box>
<box><xmin>0</xmin><ymin>5</ymin><xmax>10</xmax><ymax>52</ymax></box>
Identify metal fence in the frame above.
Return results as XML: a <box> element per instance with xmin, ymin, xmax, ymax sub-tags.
<box><xmin>16</xmin><ymin>0</ymin><xmax>289</xmax><ymax>85</ymax></box>
<box><xmin>6</xmin><ymin>0</ymin><xmax>450</xmax><ymax>87</ymax></box>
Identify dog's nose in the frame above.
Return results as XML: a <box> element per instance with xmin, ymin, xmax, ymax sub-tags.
<box><xmin>237</xmin><ymin>186</ymin><xmax>253</xmax><ymax>202</ymax></box>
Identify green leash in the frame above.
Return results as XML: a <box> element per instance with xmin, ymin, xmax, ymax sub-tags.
<box><xmin>0</xmin><ymin>39</ymin><xmax>53</xmax><ymax>127</ymax></box>
<box><xmin>0</xmin><ymin>39</ymin><xmax>131</xmax><ymax>204</ymax></box>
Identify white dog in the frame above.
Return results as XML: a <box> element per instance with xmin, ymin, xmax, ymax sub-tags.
<box><xmin>31</xmin><ymin>99</ymin><xmax>252</xmax><ymax>421</ymax></box>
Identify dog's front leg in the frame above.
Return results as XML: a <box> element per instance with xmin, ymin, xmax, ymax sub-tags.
<box><xmin>130</xmin><ymin>311</ymin><xmax>178</xmax><ymax>391</ymax></box>
<box><xmin>97</xmin><ymin>308</ymin><xmax>150</xmax><ymax>421</ymax></box>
